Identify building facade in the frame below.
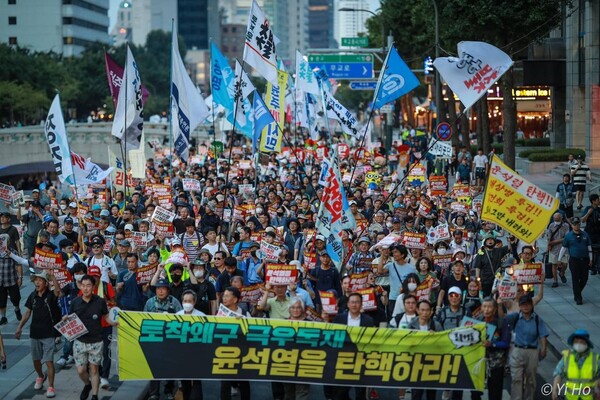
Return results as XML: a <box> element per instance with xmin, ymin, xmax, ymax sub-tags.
<box><xmin>309</xmin><ymin>0</ymin><xmax>336</xmax><ymax>49</ymax></box>
<box><xmin>565</xmin><ymin>0</ymin><xmax>600</xmax><ymax>166</ymax></box>
<box><xmin>129</xmin><ymin>0</ymin><xmax>176</xmax><ymax>46</ymax></box>
<box><xmin>0</xmin><ymin>0</ymin><xmax>110</xmax><ymax>56</ymax></box>
<box><xmin>333</xmin><ymin>0</ymin><xmax>379</xmax><ymax>48</ymax></box>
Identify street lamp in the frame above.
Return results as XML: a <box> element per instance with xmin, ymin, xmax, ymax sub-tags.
<box><xmin>430</xmin><ymin>0</ymin><xmax>440</xmax><ymax>125</ymax></box>
<box><xmin>338</xmin><ymin>7</ymin><xmax>385</xmax><ymax>53</ymax></box>
<box><xmin>338</xmin><ymin>7</ymin><xmax>391</xmax><ymax>149</ymax></box>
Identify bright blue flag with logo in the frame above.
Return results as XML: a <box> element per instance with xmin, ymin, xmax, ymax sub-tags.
<box><xmin>210</xmin><ymin>42</ymin><xmax>234</xmax><ymax>111</ymax></box>
<box><xmin>372</xmin><ymin>45</ymin><xmax>420</xmax><ymax>110</ymax></box>
<box><xmin>252</xmin><ymin>91</ymin><xmax>276</xmax><ymax>155</ymax></box>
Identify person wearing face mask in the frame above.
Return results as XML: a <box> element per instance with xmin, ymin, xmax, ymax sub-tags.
<box><xmin>552</xmin><ymin>329</ymin><xmax>600</xmax><ymax>400</ymax></box>
<box><xmin>189</xmin><ymin>260</ymin><xmax>217</xmax><ymax>315</ymax></box>
<box><xmin>176</xmin><ymin>290</ymin><xmax>206</xmax><ymax>400</ymax></box>
<box><xmin>151</xmin><ymin>263</ymin><xmax>197</xmax><ymax>304</ymax></box>
<box><xmin>474</xmin><ymin>235</ymin><xmax>511</xmax><ymax>297</ymax></box>
<box><xmin>56</xmin><ymin>262</ymin><xmax>88</xmax><ymax>367</ymax></box>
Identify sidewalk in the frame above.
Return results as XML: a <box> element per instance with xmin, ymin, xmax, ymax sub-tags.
<box><xmin>521</xmin><ymin>171</ymin><xmax>600</xmax><ymax>357</ymax></box>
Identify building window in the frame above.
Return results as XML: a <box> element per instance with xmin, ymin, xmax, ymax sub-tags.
<box><xmin>63</xmin><ymin>36</ymin><xmax>74</xmax><ymax>44</ymax></box>
<box><xmin>8</xmin><ymin>37</ymin><xmax>17</xmax><ymax>44</ymax></box>
<box><xmin>8</xmin><ymin>0</ymin><xmax>16</xmax><ymax>4</ymax></box>
<box><xmin>8</xmin><ymin>16</ymin><xmax>16</xmax><ymax>24</ymax></box>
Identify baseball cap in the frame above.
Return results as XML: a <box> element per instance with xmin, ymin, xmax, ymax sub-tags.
<box><xmin>358</xmin><ymin>236</ymin><xmax>371</xmax><ymax>244</ymax></box>
<box><xmin>90</xmin><ymin>236</ymin><xmax>105</xmax><ymax>246</ymax></box>
<box><xmin>87</xmin><ymin>265</ymin><xmax>101</xmax><ymax>277</ymax></box>
<box><xmin>59</xmin><ymin>239</ymin><xmax>73</xmax><ymax>248</ymax></box>
<box><xmin>315</xmin><ymin>234</ymin><xmax>326</xmax><ymax>242</ymax></box>
<box><xmin>154</xmin><ymin>278</ymin><xmax>170</xmax><ymax>288</ymax></box>
<box><xmin>32</xmin><ymin>189</ymin><xmax>40</xmax><ymax>193</ymax></box>
<box><xmin>64</xmin><ymin>217</ymin><xmax>74</xmax><ymax>224</ymax></box>
<box><xmin>519</xmin><ymin>294</ymin><xmax>534</xmax><ymax>305</ymax></box>
<box><xmin>22</xmin><ymin>195</ymin><xmax>32</xmax><ymax>202</ymax></box>
<box><xmin>349</xmin><ymin>200</ymin><xmax>357</xmax><ymax>206</ymax></box>
<box><xmin>448</xmin><ymin>286</ymin><xmax>462</xmax><ymax>296</ymax></box>
<box><xmin>91</xmin><ymin>204</ymin><xmax>102</xmax><ymax>211</ymax></box>
<box><xmin>124</xmin><ymin>224</ymin><xmax>134</xmax><ymax>231</ymax></box>
<box><xmin>119</xmin><ymin>239</ymin><xmax>131</xmax><ymax>247</ymax></box>
<box><xmin>392</xmin><ymin>216</ymin><xmax>402</xmax><ymax>223</ymax></box>
<box><xmin>318</xmin><ymin>250</ymin><xmax>331</xmax><ymax>257</ymax></box>
<box><xmin>248</xmin><ymin>241</ymin><xmax>260</xmax><ymax>249</ymax></box>
<box><xmin>100</xmin><ymin>209</ymin><xmax>110</xmax><ymax>217</ymax></box>
<box><xmin>572</xmin><ymin>217</ymin><xmax>581</xmax><ymax>224</ymax></box>
<box><xmin>216</xmin><ymin>194</ymin><xmax>225</xmax><ymax>202</ymax></box>
<box><xmin>32</xmin><ymin>271</ymin><xmax>49</xmax><ymax>282</ymax></box>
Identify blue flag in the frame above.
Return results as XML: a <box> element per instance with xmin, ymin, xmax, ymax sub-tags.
<box><xmin>372</xmin><ymin>45</ymin><xmax>419</xmax><ymax>110</ymax></box>
<box><xmin>210</xmin><ymin>42</ymin><xmax>234</xmax><ymax>111</ymax></box>
<box><xmin>252</xmin><ymin>91</ymin><xmax>276</xmax><ymax>154</ymax></box>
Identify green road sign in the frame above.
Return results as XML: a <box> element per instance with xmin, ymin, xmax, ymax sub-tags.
<box><xmin>342</xmin><ymin>37</ymin><xmax>369</xmax><ymax>47</ymax></box>
<box><xmin>307</xmin><ymin>54</ymin><xmax>373</xmax><ymax>63</ymax></box>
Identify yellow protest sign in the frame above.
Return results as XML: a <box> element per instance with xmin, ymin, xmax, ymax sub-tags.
<box><xmin>118</xmin><ymin>311</ymin><xmax>486</xmax><ymax>390</ymax></box>
<box><xmin>259</xmin><ymin>70</ymin><xmax>288</xmax><ymax>153</ymax></box>
<box><xmin>482</xmin><ymin>155</ymin><xmax>558</xmax><ymax>243</ymax></box>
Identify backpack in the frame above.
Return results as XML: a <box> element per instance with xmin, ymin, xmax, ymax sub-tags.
<box><xmin>29</xmin><ymin>291</ymin><xmax>62</xmax><ymax>337</ymax></box>
<box><xmin>507</xmin><ymin>313</ymin><xmax>539</xmax><ymax>337</ymax></box>
<box><xmin>438</xmin><ymin>306</ymin><xmax>466</xmax><ymax>329</ymax></box>
<box><xmin>180</xmin><ymin>231</ymin><xmax>203</xmax><ymax>247</ymax></box>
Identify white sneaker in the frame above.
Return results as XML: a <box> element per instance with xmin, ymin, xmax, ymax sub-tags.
<box><xmin>56</xmin><ymin>358</ymin><xmax>67</xmax><ymax>367</ymax></box>
<box><xmin>66</xmin><ymin>355</ymin><xmax>75</xmax><ymax>365</ymax></box>
<box><xmin>100</xmin><ymin>378</ymin><xmax>110</xmax><ymax>389</ymax></box>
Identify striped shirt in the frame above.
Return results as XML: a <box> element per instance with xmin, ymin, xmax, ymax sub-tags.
<box><xmin>571</xmin><ymin>163</ymin><xmax>590</xmax><ymax>186</ymax></box>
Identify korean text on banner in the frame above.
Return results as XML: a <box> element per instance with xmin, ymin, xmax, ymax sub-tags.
<box><xmin>34</xmin><ymin>248</ymin><xmax>63</xmax><ymax>269</ymax></box>
<box><xmin>0</xmin><ymin>183</ymin><xmax>15</xmax><ymax>203</ymax></box>
<box><xmin>118</xmin><ymin>311</ymin><xmax>486</xmax><ymax>390</ymax></box>
<box><xmin>182</xmin><ymin>179</ymin><xmax>201</xmax><ymax>192</ymax></box>
<box><xmin>265</xmin><ymin>264</ymin><xmax>297</xmax><ymax>285</ymax></box>
<box><xmin>512</xmin><ymin>263</ymin><xmax>543</xmax><ymax>285</ymax></box>
<box><xmin>243</xmin><ymin>0</ymin><xmax>278</xmax><ymax>84</ymax></box>
<box><xmin>44</xmin><ymin>94</ymin><xmax>74</xmax><ymax>184</ymax></box>
<box><xmin>54</xmin><ymin>314</ymin><xmax>89</xmax><ymax>342</ymax></box>
<box><xmin>433</xmin><ymin>41</ymin><xmax>513</xmax><ymax>111</ymax></box>
<box><xmin>482</xmin><ymin>155</ymin><xmax>558</xmax><ymax>243</ymax></box>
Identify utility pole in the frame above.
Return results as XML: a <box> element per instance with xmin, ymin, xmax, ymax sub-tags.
<box><xmin>385</xmin><ymin>31</ymin><xmax>394</xmax><ymax>152</ymax></box>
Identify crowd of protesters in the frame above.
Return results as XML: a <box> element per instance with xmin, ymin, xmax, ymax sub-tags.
<box><xmin>3</xmin><ymin>130</ymin><xmax>599</xmax><ymax>400</ymax></box>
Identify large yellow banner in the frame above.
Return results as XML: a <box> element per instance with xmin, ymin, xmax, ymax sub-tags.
<box><xmin>482</xmin><ymin>155</ymin><xmax>558</xmax><ymax>243</ymax></box>
<box><xmin>259</xmin><ymin>70</ymin><xmax>287</xmax><ymax>153</ymax></box>
<box><xmin>118</xmin><ymin>311</ymin><xmax>485</xmax><ymax>390</ymax></box>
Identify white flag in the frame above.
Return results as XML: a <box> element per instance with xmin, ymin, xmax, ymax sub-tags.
<box><xmin>44</xmin><ymin>94</ymin><xmax>74</xmax><ymax>184</ymax></box>
<box><xmin>111</xmin><ymin>46</ymin><xmax>144</xmax><ymax>152</ymax></box>
<box><xmin>70</xmin><ymin>152</ymin><xmax>113</xmax><ymax>185</ymax></box>
<box><xmin>171</xmin><ymin>32</ymin><xmax>210</xmax><ymax>161</ymax></box>
<box><xmin>433</xmin><ymin>41</ymin><xmax>513</xmax><ymax>111</ymax></box>
<box><xmin>233</xmin><ymin>59</ymin><xmax>256</xmax><ymax>125</ymax></box>
<box><xmin>322</xmin><ymin>89</ymin><xmax>360</xmax><ymax>138</ymax></box>
<box><xmin>243</xmin><ymin>0</ymin><xmax>278</xmax><ymax>84</ymax></box>
<box><xmin>295</xmin><ymin>51</ymin><xmax>319</xmax><ymax>95</ymax></box>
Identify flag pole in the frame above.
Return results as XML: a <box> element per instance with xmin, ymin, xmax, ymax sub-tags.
<box><xmin>220</xmin><ymin>58</ymin><xmax>245</xmax><ymax>235</ymax></box>
<box><xmin>209</xmin><ymin>38</ymin><xmax>217</xmax><ymax>159</ymax></box>
<box><xmin>121</xmin><ymin>45</ymin><xmax>129</xmax><ymax>206</ymax></box>
<box><xmin>168</xmin><ymin>20</ymin><xmax>175</xmax><ymax>186</ymax></box>
<box><xmin>344</xmin><ymin>45</ymin><xmax>392</xmax><ymax>194</ymax></box>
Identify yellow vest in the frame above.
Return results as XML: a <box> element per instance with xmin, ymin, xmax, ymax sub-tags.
<box><xmin>563</xmin><ymin>350</ymin><xmax>599</xmax><ymax>400</ymax></box>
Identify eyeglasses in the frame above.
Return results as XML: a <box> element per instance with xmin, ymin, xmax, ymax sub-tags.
<box><xmin>92</xmin><ymin>244</ymin><xmax>102</xmax><ymax>249</ymax></box>
<box><xmin>214</xmin><ymin>257</ymin><xmax>222</xmax><ymax>260</ymax></box>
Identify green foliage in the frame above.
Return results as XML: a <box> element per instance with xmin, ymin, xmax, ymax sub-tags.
<box><xmin>515</xmin><ymin>138</ymin><xmax>550</xmax><ymax>147</ymax></box>
<box><xmin>524</xmin><ymin>148</ymin><xmax>585</xmax><ymax>161</ymax></box>
<box><xmin>471</xmin><ymin>143</ymin><xmax>503</xmax><ymax>155</ymax></box>
<box><xmin>0</xmin><ymin>30</ymin><xmax>186</xmax><ymax>123</ymax></box>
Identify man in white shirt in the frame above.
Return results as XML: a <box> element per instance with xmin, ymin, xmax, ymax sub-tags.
<box><xmin>472</xmin><ymin>147</ymin><xmax>489</xmax><ymax>189</ymax></box>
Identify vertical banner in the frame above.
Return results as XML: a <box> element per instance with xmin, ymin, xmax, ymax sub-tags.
<box><xmin>259</xmin><ymin>70</ymin><xmax>287</xmax><ymax>153</ymax></box>
<box><xmin>44</xmin><ymin>94</ymin><xmax>74</xmax><ymax>184</ymax></box>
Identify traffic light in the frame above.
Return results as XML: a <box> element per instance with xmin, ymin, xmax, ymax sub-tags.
<box><xmin>424</xmin><ymin>56</ymin><xmax>434</xmax><ymax>75</ymax></box>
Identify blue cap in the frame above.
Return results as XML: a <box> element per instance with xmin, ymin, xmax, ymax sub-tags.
<box><xmin>43</xmin><ymin>214</ymin><xmax>54</xmax><ymax>223</ymax></box>
<box><xmin>568</xmin><ymin>329</ymin><xmax>593</xmax><ymax>348</ymax></box>
<box><xmin>92</xmin><ymin>204</ymin><xmax>102</xmax><ymax>211</ymax></box>
<box><xmin>154</xmin><ymin>278</ymin><xmax>170</xmax><ymax>288</ymax></box>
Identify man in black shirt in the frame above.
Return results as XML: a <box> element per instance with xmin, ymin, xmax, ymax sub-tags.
<box><xmin>69</xmin><ymin>275</ymin><xmax>117</xmax><ymax>400</ymax></box>
<box><xmin>15</xmin><ymin>270</ymin><xmax>62</xmax><ymax>398</ymax></box>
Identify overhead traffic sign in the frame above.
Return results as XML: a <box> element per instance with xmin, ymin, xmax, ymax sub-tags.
<box><xmin>349</xmin><ymin>81</ymin><xmax>377</xmax><ymax>90</ymax></box>
<box><xmin>436</xmin><ymin>122</ymin><xmax>453</xmax><ymax>141</ymax></box>
<box><xmin>308</xmin><ymin>54</ymin><xmax>374</xmax><ymax>79</ymax></box>
<box><xmin>342</xmin><ymin>37</ymin><xmax>369</xmax><ymax>47</ymax></box>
